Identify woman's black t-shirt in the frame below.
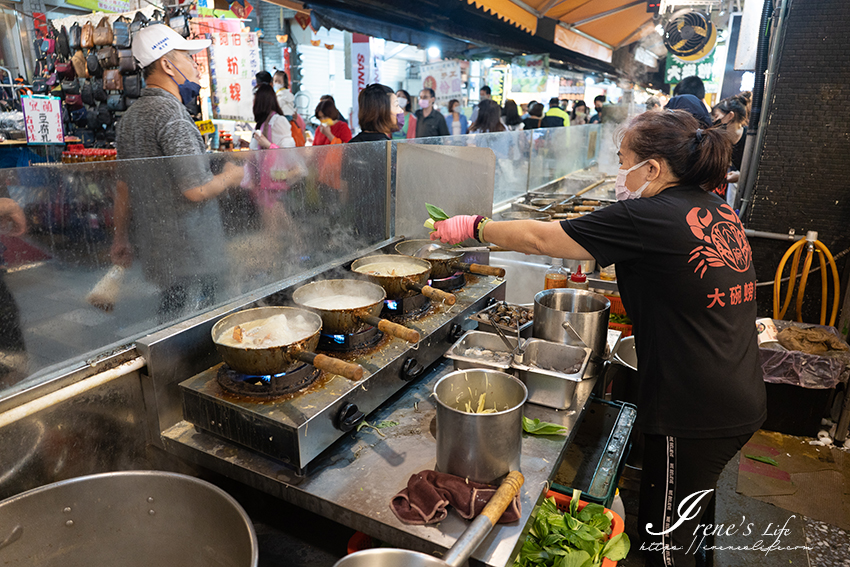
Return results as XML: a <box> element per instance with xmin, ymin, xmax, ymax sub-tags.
<box><xmin>562</xmin><ymin>186</ymin><xmax>766</xmax><ymax>438</ymax></box>
<box><xmin>348</xmin><ymin>131</ymin><xmax>390</xmax><ymax>143</ymax></box>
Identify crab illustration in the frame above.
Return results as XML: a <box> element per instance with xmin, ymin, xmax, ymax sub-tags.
<box><xmin>687</xmin><ymin>204</ymin><xmax>752</xmax><ymax>278</ymax></box>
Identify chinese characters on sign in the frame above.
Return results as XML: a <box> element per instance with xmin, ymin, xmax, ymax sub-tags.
<box><xmin>665</xmin><ymin>51</ymin><xmax>719</xmax><ymax>94</ymax></box>
<box><xmin>510</xmin><ymin>54</ymin><xmax>549</xmax><ymax>93</ymax></box>
<box><xmin>420</xmin><ymin>61</ymin><xmax>463</xmax><ymax>108</ymax></box>
<box><xmin>21</xmin><ymin>96</ymin><xmax>64</xmax><ymax>145</ymax></box>
<box><xmin>209</xmin><ymin>32</ymin><xmax>261</xmax><ymax>121</ymax></box>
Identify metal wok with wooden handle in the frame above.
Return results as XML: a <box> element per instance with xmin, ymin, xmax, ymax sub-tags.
<box><xmin>292</xmin><ymin>280</ymin><xmax>420</xmax><ymax>344</ymax></box>
<box><xmin>395</xmin><ymin>240</ymin><xmax>506</xmax><ymax>280</ymax></box>
<box><xmin>351</xmin><ymin>255</ymin><xmax>457</xmax><ymax>306</ymax></box>
<box><xmin>333</xmin><ymin>471</ymin><xmax>524</xmax><ymax>567</ymax></box>
<box><xmin>211</xmin><ymin>307</ymin><xmax>364</xmax><ymax>381</ymax></box>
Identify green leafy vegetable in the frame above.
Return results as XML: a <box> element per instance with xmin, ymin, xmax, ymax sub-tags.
<box><xmin>374</xmin><ymin>420</ymin><xmax>398</xmax><ymax>429</ymax></box>
<box><xmin>426</xmin><ymin>203</ymin><xmax>450</xmax><ymax>222</ymax></box>
<box><xmin>523</xmin><ymin>416</ymin><xmax>568</xmax><ymax>436</ymax></box>
<box><xmin>745</xmin><ymin>454</ymin><xmax>779</xmax><ymax>466</ymax></box>
<box><xmin>609</xmin><ymin>313</ymin><xmax>632</xmax><ymax>325</ymax></box>
<box><xmin>513</xmin><ymin>491</ymin><xmax>630</xmax><ymax>567</ymax></box>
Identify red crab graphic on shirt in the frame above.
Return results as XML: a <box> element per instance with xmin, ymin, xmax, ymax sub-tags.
<box><xmin>686</xmin><ymin>204</ymin><xmax>752</xmax><ymax>278</ymax></box>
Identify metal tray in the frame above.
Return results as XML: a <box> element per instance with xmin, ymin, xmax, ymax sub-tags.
<box><xmin>470</xmin><ymin>302</ymin><xmax>534</xmax><ymax>339</ymax></box>
<box><xmin>513</xmin><ymin>339</ymin><xmax>592</xmax><ymax>410</ymax></box>
<box><xmin>444</xmin><ymin>330</ymin><xmax>518</xmax><ymax>371</ymax></box>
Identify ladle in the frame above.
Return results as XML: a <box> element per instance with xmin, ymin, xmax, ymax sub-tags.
<box><xmin>491</xmin><ymin>313</ymin><xmax>524</xmax><ymax>365</ymax></box>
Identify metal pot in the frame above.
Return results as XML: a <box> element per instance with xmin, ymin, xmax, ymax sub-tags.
<box><xmin>434</xmin><ymin>369</ymin><xmax>527</xmax><ymax>484</ymax></box>
<box><xmin>395</xmin><ymin>240</ymin><xmax>506</xmax><ymax>280</ymax></box>
<box><xmin>334</xmin><ymin>471</ymin><xmax>524</xmax><ymax>567</ymax></box>
<box><xmin>350</xmin><ymin>254</ymin><xmax>456</xmax><ymax>305</ymax></box>
<box><xmin>292</xmin><ymin>280</ymin><xmax>420</xmax><ymax>343</ymax></box>
<box><xmin>532</xmin><ymin>289</ymin><xmax>610</xmax><ymax>360</ymax></box>
<box><xmin>563</xmin><ymin>258</ymin><xmax>596</xmax><ymax>275</ymax></box>
<box><xmin>0</xmin><ymin>471</ymin><xmax>258</xmax><ymax>567</ymax></box>
<box><xmin>211</xmin><ymin>306</ymin><xmax>363</xmax><ymax>380</ymax></box>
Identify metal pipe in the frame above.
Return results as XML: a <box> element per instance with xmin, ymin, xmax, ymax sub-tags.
<box><xmin>738</xmin><ymin>0</ymin><xmax>790</xmax><ymax>219</ymax></box>
<box><xmin>745</xmin><ymin>229</ymin><xmax>803</xmax><ymax>241</ymax></box>
<box><xmin>0</xmin><ymin>356</ymin><xmax>146</xmax><ymax>429</ymax></box>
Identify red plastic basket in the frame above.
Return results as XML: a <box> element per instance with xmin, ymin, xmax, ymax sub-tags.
<box><xmin>545</xmin><ymin>490</ymin><xmax>625</xmax><ymax>567</ymax></box>
<box><xmin>346</xmin><ymin>531</ymin><xmax>374</xmax><ymax>555</ymax></box>
<box><xmin>605</xmin><ymin>295</ymin><xmax>627</xmax><ymax>317</ymax></box>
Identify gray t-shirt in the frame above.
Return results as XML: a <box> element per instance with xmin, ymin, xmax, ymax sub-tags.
<box><xmin>116</xmin><ymin>88</ymin><xmax>225</xmax><ymax>287</ymax></box>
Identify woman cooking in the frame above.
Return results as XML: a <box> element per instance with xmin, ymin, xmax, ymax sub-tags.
<box><xmin>430</xmin><ymin>109</ymin><xmax>766</xmax><ymax>567</ymax></box>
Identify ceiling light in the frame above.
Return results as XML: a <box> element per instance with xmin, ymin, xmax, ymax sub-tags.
<box><xmin>427</xmin><ymin>46</ymin><xmax>441</xmax><ymax>60</ymax></box>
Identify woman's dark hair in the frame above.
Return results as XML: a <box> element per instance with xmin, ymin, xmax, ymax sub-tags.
<box><xmin>273</xmin><ymin>70</ymin><xmax>289</xmax><ymax>89</ymax></box>
<box><xmin>571</xmin><ymin>100</ymin><xmax>588</xmax><ymax>120</ymax></box>
<box><xmin>503</xmin><ymin>99</ymin><xmax>522</xmax><ymax>126</ymax></box>
<box><xmin>358</xmin><ymin>83</ymin><xmax>397</xmax><ymax>135</ymax></box>
<box><xmin>470</xmin><ymin>99</ymin><xmax>506</xmax><ymax>133</ymax></box>
<box><xmin>315</xmin><ymin>97</ymin><xmax>341</xmax><ymax>121</ymax></box>
<box><xmin>253</xmin><ymin>83</ymin><xmax>284</xmax><ymax>129</ymax></box>
<box><xmin>717</xmin><ymin>95</ymin><xmax>749</xmax><ymax>125</ymax></box>
<box><xmin>528</xmin><ymin>102</ymin><xmax>544</xmax><ymax>118</ymax></box>
<box><xmin>397</xmin><ymin>89</ymin><xmax>412</xmax><ymax>112</ymax></box>
<box><xmin>619</xmin><ymin>109</ymin><xmax>731</xmax><ymax>192</ymax></box>
<box><xmin>447</xmin><ymin>98</ymin><xmax>460</xmax><ymax>113</ymax></box>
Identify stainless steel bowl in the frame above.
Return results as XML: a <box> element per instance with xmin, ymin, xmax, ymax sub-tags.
<box><xmin>0</xmin><ymin>471</ymin><xmax>258</xmax><ymax>567</ymax></box>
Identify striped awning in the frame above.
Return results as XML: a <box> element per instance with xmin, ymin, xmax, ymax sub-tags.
<box><xmin>465</xmin><ymin>0</ymin><xmax>657</xmax><ymax>61</ymax></box>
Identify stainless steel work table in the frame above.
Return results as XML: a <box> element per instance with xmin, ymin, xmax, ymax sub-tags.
<box><xmin>162</xmin><ymin>360</ymin><xmax>597</xmax><ymax>567</ymax></box>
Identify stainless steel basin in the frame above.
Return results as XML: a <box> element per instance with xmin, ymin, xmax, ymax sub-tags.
<box><xmin>0</xmin><ymin>471</ymin><xmax>258</xmax><ymax>567</ymax></box>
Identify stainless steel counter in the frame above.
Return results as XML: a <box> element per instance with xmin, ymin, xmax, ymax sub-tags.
<box><xmin>162</xmin><ymin>360</ymin><xmax>597</xmax><ymax>567</ymax></box>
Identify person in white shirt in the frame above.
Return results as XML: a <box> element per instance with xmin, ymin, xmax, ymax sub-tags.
<box><xmin>273</xmin><ymin>70</ymin><xmax>297</xmax><ymax>120</ymax></box>
<box><xmin>250</xmin><ymin>84</ymin><xmax>295</xmax><ymax>150</ymax></box>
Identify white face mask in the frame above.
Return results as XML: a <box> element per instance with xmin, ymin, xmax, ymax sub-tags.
<box><xmin>397</xmin><ymin>97</ymin><xmax>407</xmax><ymax>109</ymax></box>
<box><xmin>615</xmin><ymin>160</ymin><xmax>650</xmax><ymax>201</ymax></box>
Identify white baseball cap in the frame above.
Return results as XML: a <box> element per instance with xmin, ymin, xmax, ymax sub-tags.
<box><xmin>132</xmin><ymin>24</ymin><xmax>211</xmax><ymax>69</ymax></box>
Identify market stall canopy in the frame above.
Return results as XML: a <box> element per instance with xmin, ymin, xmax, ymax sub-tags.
<box><xmin>301</xmin><ymin>0</ymin><xmax>618</xmax><ymax>75</ymax></box>
<box><xmin>465</xmin><ymin>0</ymin><xmax>657</xmax><ymax>62</ymax></box>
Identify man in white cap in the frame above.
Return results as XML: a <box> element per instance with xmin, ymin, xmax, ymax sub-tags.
<box><xmin>113</xmin><ymin>24</ymin><xmax>243</xmax><ymax>322</ymax></box>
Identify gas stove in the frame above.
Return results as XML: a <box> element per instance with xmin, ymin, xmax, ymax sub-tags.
<box><xmin>178</xmin><ymin>270</ymin><xmax>505</xmax><ymax>475</ymax></box>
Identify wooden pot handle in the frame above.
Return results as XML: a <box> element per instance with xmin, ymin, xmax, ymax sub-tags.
<box><xmin>420</xmin><ymin>285</ymin><xmax>456</xmax><ymax>305</ymax></box>
<box><xmin>361</xmin><ymin>315</ymin><xmax>420</xmax><ymax>343</ymax></box>
<box><xmin>296</xmin><ymin>351</ymin><xmax>363</xmax><ymax>381</ymax></box>
<box><xmin>466</xmin><ymin>263</ymin><xmax>506</xmax><ymax>277</ymax></box>
<box><xmin>480</xmin><ymin>471</ymin><xmax>525</xmax><ymax>526</ymax></box>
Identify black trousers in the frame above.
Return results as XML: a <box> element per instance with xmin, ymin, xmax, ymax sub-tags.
<box><xmin>638</xmin><ymin>432</ymin><xmax>754</xmax><ymax>567</ymax></box>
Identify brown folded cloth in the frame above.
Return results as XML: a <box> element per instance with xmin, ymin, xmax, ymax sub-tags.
<box><xmin>390</xmin><ymin>470</ymin><xmax>522</xmax><ymax>525</ymax></box>
<box><xmin>778</xmin><ymin>326</ymin><xmax>849</xmax><ymax>355</ymax></box>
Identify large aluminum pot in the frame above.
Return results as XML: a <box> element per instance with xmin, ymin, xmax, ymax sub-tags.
<box><xmin>0</xmin><ymin>471</ymin><xmax>258</xmax><ymax>567</ymax></box>
<box><xmin>532</xmin><ymin>289</ymin><xmax>610</xmax><ymax>360</ymax></box>
<box><xmin>434</xmin><ymin>369</ymin><xmax>527</xmax><ymax>484</ymax></box>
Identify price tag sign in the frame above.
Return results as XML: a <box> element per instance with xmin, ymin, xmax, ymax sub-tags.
<box><xmin>21</xmin><ymin>96</ymin><xmax>64</xmax><ymax>145</ymax></box>
<box><xmin>195</xmin><ymin>120</ymin><xmax>215</xmax><ymax>135</ymax></box>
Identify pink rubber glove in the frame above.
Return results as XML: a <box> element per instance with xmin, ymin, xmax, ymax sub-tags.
<box><xmin>431</xmin><ymin>215</ymin><xmax>477</xmax><ymax>245</ymax></box>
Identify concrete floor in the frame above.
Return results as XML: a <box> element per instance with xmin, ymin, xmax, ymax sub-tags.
<box><xmin>616</xmin><ymin>450</ymin><xmax>850</xmax><ymax>567</ymax></box>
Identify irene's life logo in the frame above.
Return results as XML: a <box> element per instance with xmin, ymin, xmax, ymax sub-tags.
<box><xmin>642</xmin><ymin>489</ymin><xmax>813</xmax><ymax>557</ymax></box>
